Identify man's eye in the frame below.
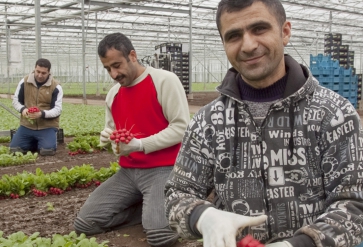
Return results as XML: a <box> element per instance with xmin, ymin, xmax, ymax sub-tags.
<box><xmin>226</xmin><ymin>33</ymin><xmax>240</xmax><ymax>41</ymax></box>
<box><xmin>254</xmin><ymin>27</ymin><xmax>266</xmax><ymax>33</ymax></box>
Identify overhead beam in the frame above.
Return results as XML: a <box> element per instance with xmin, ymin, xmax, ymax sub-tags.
<box><xmin>281</xmin><ymin>0</ymin><xmax>363</xmax><ymax>16</ymax></box>
<box><xmin>7</xmin><ymin>1</ymin><xmax>80</xmax><ymax>24</ymax></box>
<box><xmin>88</xmin><ymin>1</ymin><xmax>189</xmax><ymax>14</ymax></box>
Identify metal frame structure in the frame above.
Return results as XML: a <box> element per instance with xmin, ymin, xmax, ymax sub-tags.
<box><xmin>0</xmin><ymin>0</ymin><xmax>361</xmax><ymax>94</ymax></box>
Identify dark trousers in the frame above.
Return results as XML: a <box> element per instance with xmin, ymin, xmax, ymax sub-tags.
<box><xmin>10</xmin><ymin>126</ymin><xmax>57</xmax><ymax>152</ymax></box>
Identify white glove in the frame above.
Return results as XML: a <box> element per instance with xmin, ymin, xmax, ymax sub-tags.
<box><xmin>112</xmin><ymin>138</ymin><xmax>143</xmax><ymax>157</ymax></box>
<box><xmin>196</xmin><ymin>207</ymin><xmax>267</xmax><ymax>247</ymax></box>
<box><xmin>266</xmin><ymin>241</ymin><xmax>293</xmax><ymax>247</ymax></box>
<box><xmin>99</xmin><ymin>128</ymin><xmax>113</xmax><ymax>147</ymax></box>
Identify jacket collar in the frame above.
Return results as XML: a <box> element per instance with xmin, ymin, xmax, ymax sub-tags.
<box><xmin>26</xmin><ymin>71</ymin><xmax>53</xmax><ymax>87</ymax></box>
<box><xmin>216</xmin><ymin>54</ymin><xmax>313</xmax><ymax>103</ymax></box>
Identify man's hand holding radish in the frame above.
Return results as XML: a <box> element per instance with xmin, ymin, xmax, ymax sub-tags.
<box><xmin>111</xmin><ymin>138</ymin><xmax>143</xmax><ymax>157</ymax></box>
<box><xmin>196</xmin><ymin>207</ymin><xmax>267</xmax><ymax>247</ymax></box>
<box><xmin>99</xmin><ymin>128</ymin><xmax>143</xmax><ymax>156</ymax></box>
<box><xmin>99</xmin><ymin>128</ymin><xmax>113</xmax><ymax>147</ymax></box>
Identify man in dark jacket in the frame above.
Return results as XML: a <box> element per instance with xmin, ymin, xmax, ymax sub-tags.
<box><xmin>10</xmin><ymin>58</ymin><xmax>63</xmax><ymax>156</ymax></box>
<box><xmin>165</xmin><ymin>0</ymin><xmax>363</xmax><ymax>247</ymax></box>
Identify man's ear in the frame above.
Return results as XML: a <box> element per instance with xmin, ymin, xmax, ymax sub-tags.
<box><xmin>129</xmin><ymin>50</ymin><xmax>138</xmax><ymax>62</ymax></box>
<box><xmin>282</xmin><ymin>21</ymin><xmax>291</xmax><ymax>46</ymax></box>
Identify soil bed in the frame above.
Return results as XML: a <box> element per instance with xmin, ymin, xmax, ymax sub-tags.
<box><xmin>0</xmin><ymin>137</ymin><xmax>202</xmax><ymax>247</ymax></box>
<box><xmin>0</xmin><ymin>91</ymin><xmax>216</xmax><ymax>246</ymax></box>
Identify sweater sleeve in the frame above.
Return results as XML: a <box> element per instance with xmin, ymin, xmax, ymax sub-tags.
<box><xmin>142</xmin><ymin>67</ymin><xmax>190</xmax><ymax>154</ymax></box>
<box><xmin>165</xmin><ymin>107</ymin><xmax>215</xmax><ymax>239</ymax></box>
<box><xmin>291</xmin><ymin>97</ymin><xmax>363</xmax><ymax>247</ymax></box>
<box><xmin>12</xmin><ymin>78</ymin><xmax>26</xmax><ymax>113</ymax></box>
<box><xmin>43</xmin><ymin>84</ymin><xmax>63</xmax><ymax>118</ymax></box>
<box><xmin>104</xmin><ymin>83</ymin><xmax>119</xmax><ymax>131</ymax></box>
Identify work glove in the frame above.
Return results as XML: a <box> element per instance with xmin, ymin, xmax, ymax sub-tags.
<box><xmin>111</xmin><ymin>138</ymin><xmax>143</xmax><ymax>157</ymax></box>
<box><xmin>99</xmin><ymin>128</ymin><xmax>113</xmax><ymax>147</ymax></box>
<box><xmin>266</xmin><ymin>242</ymin><xmax>293</xmax><ymax>247</ymax></box>
<box><xmin>196</xmin><ymin>207</ymin><xmax>267</xmax><ymax>247</ymax></box>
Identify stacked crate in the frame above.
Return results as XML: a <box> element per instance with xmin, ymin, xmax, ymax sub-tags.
<box><xmin>324</xmin><ymin>33</ymin><xmax>342</xmax><ymax>52</ymax></box>
<box><xmin>318</xmin><ymin>32</ymin><xmax>359</xmax><ymax>108</ymax></box>
<box><xmin>310</xmin><ymin>54</ymin><xmax>358</xmax><ymax>108</ymax></box>
<box><xmin>155</xmin><ymin>42</ymin><xmax>190</xmax><ymax>94</ymax></box>
<box><xmin>181</xmin><ymin>52</ymin><xmax>190</xmax><ymax>94</ymax></box>
<box><xmin>358</xmin><ymin>74</ymin><xmax>363</xmax><ymax>108</ymax></box>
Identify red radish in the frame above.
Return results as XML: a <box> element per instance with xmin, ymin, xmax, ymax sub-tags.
<box><xmin>28</xmin><ymin>106</ymin><xmax>40</xmax><ymax>113</ymax></box>
<box><xmin>49</xmin><ymin>187</ymin><xmax>64</xmax><ymax>195</ymax></box>
<box><xmin>32</xmin><ymin>188</ymin><xmax>47</xmax><ymax>197</ymax></box>
<box><xmin>111</xmin><ymin>128</ymin><xmax>136</xmax><ymax>154</ymax></box>
<box><xmin>10</xmin><ymin>193</ymin><xmax>20</xmax><ymax>199</ymax></box>
<box><xmin>237</xmin><ymin>235</ymin><xmax>265</xmax><ymax>247</ymax></box>
<box><xmin>26</xmin><ymin>106</ymin><xmax>41</xmax><ymax>124</ymax></box>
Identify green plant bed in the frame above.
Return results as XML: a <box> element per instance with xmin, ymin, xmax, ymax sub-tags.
<box><xmin>191</xmin><ymin>82</ymin><xmax>220</xmax><ymax>92</ymax></box>
<box><xmin>0</xmin><ymin>98</ymin><xmax>105</xmax><ymax>137</ymax></box>
<box><xmin>0</xmin><ymin>162</ymin><xmax>119</xmax><ymax>199</ymax></box>
<box><xmin>0</xmin><ymin>137</ymin><xmax>10</xmax><ymax>143</ymax></box>
<box><xmin>0</xmin><ymin>231</ymin><xmax>109</xmax><ymax>246</ymax></box>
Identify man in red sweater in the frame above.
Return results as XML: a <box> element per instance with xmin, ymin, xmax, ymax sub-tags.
<box><xmin>73</xmin><ymin>33</ymin><xmax>190</xmax><ymax>247</ymax></box>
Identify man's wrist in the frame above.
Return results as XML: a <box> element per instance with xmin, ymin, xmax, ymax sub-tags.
<box><xmin>284</xmin><ymin>234</ymin><xmax>315</xmax><ymax>247</ymax></box>
<box><xmin>189</xmin><ymin>204</ymin><xmax>215</xmax><ymax>237</ymax></box>
<box><xmin>138</xmin><ymin>139</ymin><xmax>144</xmax><ymax>152</ymax></box>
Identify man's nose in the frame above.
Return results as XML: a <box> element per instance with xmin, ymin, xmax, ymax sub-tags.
<box><xmin>241</xmin><ymin>33</ymin><xmax>258</xmax><ymax>53</ymax></box>
<box><xmin>109</xmin><ymin>68</ymin><xmax>118</xmax><ymax>79</ymax></box>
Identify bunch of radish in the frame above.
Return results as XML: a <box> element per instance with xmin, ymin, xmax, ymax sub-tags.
<box><xmin>32</xmin><ymin>188</ymin><xmax>47</xmax><ymax>197</ymax></box>
<box><xmin>26</xmin><ymin>106</ymin><xmax>40</xmax><ymax>124</ymax></box>
<box><xmin>237</xmin><ymin>235</ymin><xmax>265</xmax><ymax>247</ymax></box>
<box><xmin>9</xmin><ymin>193</ymin><xmax>20</xmax><ymax>199</ymax></box>
<box><xmin>68</xmin><ymin>149</ymin><xmax>88</xmax><ymax>156</ymax></box>
<box><xmin>110</xmin><ymin>129</ymin><xmax>134</xmax><ymax>144</ymax></box>
<box><xmin>74</xmin><ymin>181</ymin><xmax>93</xmax><ymax>188</ymax></box>
<box><xmin>28</xmin><ymin>106</ymin><xmax>40</xmax><ymax>113</ymax></box>
<box><xmin>109</xmin><ymin>128</ymin><xmax>134</xmax><ymax>154</ymax></box>
<box><xmin>48</xmin><ymin>187</ymin><xmax>64</xmax><ymax>195</ymax></box>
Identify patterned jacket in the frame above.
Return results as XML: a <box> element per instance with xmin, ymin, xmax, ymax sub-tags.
<box><xmin>165</xmin><ymin>55</ymin><xmax>363</xmax><ymax>247</ymax></box>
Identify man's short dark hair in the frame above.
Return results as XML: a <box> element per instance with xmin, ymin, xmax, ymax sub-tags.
<box><xmin>216</xmin><ymin>0</ymin><xmax>286</xmax><ymax>39</ymax></box>
<box><xmin>35</xmin><ymin>58</ymin><xmax>51</xmax><ymax>71</ymax></box>
<box><xmin>98</xmin><ymin>32</ymin><xmax>135</xmax><ymax>61</ymax></box>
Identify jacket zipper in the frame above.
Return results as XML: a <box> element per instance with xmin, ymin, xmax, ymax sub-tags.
<box><xmin>235</xmin><ymin>99</ymin><xmax>273</xmax><ymax>240</ymax></box>
<box><xmin>35</xmin><ymin>84</ymin><xmax>40</xmax><ymax>130</ymax></box>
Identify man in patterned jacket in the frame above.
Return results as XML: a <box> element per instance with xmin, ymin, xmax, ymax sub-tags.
<box><xmin>74</xmin><ymin>32</ymin><xmax>190</xmax><ymax>247</ymax></box>
<box><xmin>10</xmin><ymin>58</ymin><xmax>63</xmax><ymax>156</ymax></box>
<box><xmin>165</xmin><ymin>0</ymin><xmax>363</xmax><ymax>247</ymax></box>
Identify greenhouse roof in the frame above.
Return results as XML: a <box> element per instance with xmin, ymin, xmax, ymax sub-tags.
<box><xmin>0</xmin><ymin>0</ymin><xmax>361</xmax><ymax>66</ymax></box>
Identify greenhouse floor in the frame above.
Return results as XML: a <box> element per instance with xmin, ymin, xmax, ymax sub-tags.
<box><xmin>0</xmin><ymin>137</ymin><xmax>203</xmax><ymax>247</ymax></box>
<box><xmin>0</xmin><ymin>93</ymin><xmax>206</xmax><ymax>115</ymax></box>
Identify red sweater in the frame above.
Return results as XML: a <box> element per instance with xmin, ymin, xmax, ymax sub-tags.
<box><xmin>112</xmin><ymin>74</ymin><xmax>181</xmax><ymax>168</ymax></box>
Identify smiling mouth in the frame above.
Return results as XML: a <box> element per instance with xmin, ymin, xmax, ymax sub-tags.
<box><xmin>243</xmin><ymin>56</ymin><xmax>263</xmax><ymax>65</ymax></box>
<box><xmin>115</xmin><ymin>76</ymin><xmax>125</xmax><ymax>82</ymax></box>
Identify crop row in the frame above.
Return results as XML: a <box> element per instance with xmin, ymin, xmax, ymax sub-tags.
<box><xmin>66</xmin><ymin>135</ymin><xmax>107</xmax><ymax>155</ymax></box>
<box><xmin>0</xmin><ymin>230</ymin><xmax>108</xmax><ymax>247</ymax></box>
<box><xmin>0</xmin><ymin>162</ymin><xmax>119</xmax><ymax>199</ymax></box>
<box><xmin>0</xmin><ymin>145</ymin><xmax>38</xmax><ymax>166</ymax></box>
<box><xmin>0</xmin><ymin>98</ymin><xmax>105</xmax><ymax>136</ymax></box>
